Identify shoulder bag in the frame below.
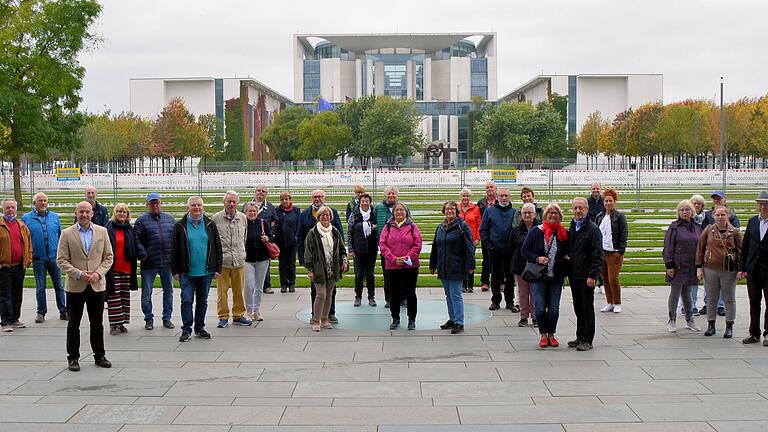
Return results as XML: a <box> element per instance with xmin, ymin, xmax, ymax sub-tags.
<box><xmin>261</xmin><ymin>219</ymin><xmax>280</xmax><ymax>259</ymax></box>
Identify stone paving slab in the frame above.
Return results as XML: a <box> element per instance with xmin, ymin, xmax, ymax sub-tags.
<box><xmin>68</xmin><ymin>404</ymin><xmax>183</xmax><ymax>424</ymax></box>
<box><xmin>0</xmin><ymin>402</ymin><xmax>84</xmax><ymax>422</ymax></box>
<box><xmin>280</xmin><ymin>406</ymin><xmax>459</xmax><ymax>425</ymax></box>
<box><xmin>173</xmin><ymin>405</ymin><xmax>284</xmax><ymax>425</ymax></box>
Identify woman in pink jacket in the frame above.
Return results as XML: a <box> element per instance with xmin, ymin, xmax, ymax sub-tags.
<box><xmin>379</xmin><ymin>202</ymin><xmax>423</xmax><ymax>330</ymax></box>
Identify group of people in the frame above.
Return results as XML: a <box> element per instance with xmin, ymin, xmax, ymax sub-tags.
<box><xmin>2</xmin><ymin>180</ymin><xmax>768</xmax><ymax>371</ymax></box>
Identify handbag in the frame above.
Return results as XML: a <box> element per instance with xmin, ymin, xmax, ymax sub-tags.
<box><xmin>260</xmin><ymin>219</ymin><xmax>280</xmax><ymax>259</ymax></box>
<box><xmin>717</xmin><ymin>229</ymin><xmax>737</xmax><ymax>272</ymax></box>
<box><xmin>521</xmin><ymin>234</ymin><xmax>555</xmax><ymax>282</ymax></box>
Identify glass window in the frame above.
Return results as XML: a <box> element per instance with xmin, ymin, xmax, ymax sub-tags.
<box><xmin>304</xmin><ymin>88</ymin><xmax>320</xmax><ymax>102</ymax></box>
<box><xmin>471</xmin><ymin>74</ymin><xmax>487</xmax><ymax>87</ymax></box>
<box><xmin>470</xmin><ymin>58</ymin><xmax>487</xmax><ymax>73</ymax></box>
<box><xmin>303</xmin><ymin>60</ymin><xmax>320</xmax><ymax>74</ymax></box>
<box><xmin>471</xmin><ymin>86</ymin><xmax>487</xmax><ymax>100</ymax></box>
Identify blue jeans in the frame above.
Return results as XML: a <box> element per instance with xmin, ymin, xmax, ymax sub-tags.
<box><xmin>441</xmin><ymin>279</ymin><xmax>465</xmax><ymax>325</ymax></box>
<box><xmin>180</xmin><ymin>273</ymin><xmax>212</xmax><ymax>333</ymax></box>
<box><xmin>141</xmin><ymin>266</ymin><xmax>174</xmax><ymax>322</ymax></box>
<box><xmin>532</xmin><ymin>279</ymin><xmax>564</xmax><ymax>334</ymax></box>
<box><xmin>33</xmin><ymin>260</ymin><xmax>66</xmax><ymax>315</ymax></box>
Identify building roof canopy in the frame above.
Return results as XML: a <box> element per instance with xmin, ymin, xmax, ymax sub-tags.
<box><xmin>298</xmin><ymin>33</ymin><xmax>491</xmax><ymax>53</ymax></box>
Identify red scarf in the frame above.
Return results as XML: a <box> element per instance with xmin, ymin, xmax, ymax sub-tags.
<box><xmin>542</xmin><ymin>221</ymin><xmax>568</xmax><ymax>246</ymax></box>
<box><xmin>281</xmin><ymin>203</ymin><xmax>294</xmax><ymax>212</ymax></box>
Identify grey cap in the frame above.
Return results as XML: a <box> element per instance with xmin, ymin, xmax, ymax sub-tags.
<box><xmin>756</xmin><ymin>190</ymin><xmax>768</xmax><ymax>202</ymax></box>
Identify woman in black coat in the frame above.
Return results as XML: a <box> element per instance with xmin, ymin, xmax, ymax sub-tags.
<box><xmin>429</xmin><ymin>201</ymin><xmax>475</xmax><ymax>334</ymax></box>
<box><xmin>347</xmin><ymin>193</ymin><xmax>379</xmax><ymax>306</ymax></box>
<box><xmin>275</xmin><ymin>192</ymin><xmax>300</xmax><ymax>293</ymax></box>
<box><xmin>509</xmin><ymin>203</ymin><xmax>540</xmax><ymax>327</ymax></box>
<box><xmin>105</xmin><ymin>204</ymin><xmax>138</xmax><ymax>335</ymax></box>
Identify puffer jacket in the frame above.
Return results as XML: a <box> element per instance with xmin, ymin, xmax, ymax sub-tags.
<box><xmin>429</xmin><ymin>218</ymin><xmax>475</xmax><ymax>280</ymax></box>
<box><xmin>22</xmin><ymin>210</ymin><xmax>61</xmax><ymax>261</ymax></box>
<box><xmin>212</xmin><ymin>210</ymin><xmax>247</xmax><ymax>268</ymax></box>
<box><xmin>134</xmin><ymin>211</ymin><xmax>176</xmax><ymax>269</ymax></box>
<box><xmin>695</xmin><ymin>223</ymin><xmax>742</xmax><ymax>272</ymax></box>
<box><xmin>379</xmin><ymin>218</ymin><xmax>422</xmax><ymax>270</ymax></box>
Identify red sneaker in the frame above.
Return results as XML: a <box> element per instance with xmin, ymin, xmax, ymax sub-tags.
<box><xmin>548</xmin><ymin>335</ymin><xmax>559</xmax><ymax>347</ymax></box>
<box><xmin>538</xmin><ymin>336</ymin><xmax>548</xmax><ymax>348</ymax></box>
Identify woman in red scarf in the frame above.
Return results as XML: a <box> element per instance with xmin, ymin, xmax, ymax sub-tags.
<box><xmin>521</xmin><ymin>203</ymin><xmax>570</xmax><ymax>348</ymax></box>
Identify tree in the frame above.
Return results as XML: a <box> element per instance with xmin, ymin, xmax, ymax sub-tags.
<box><xmin>0</xmin><ymin>0</ymin><xmax>102</xmax><ymax>207</ymax></box>
<box><xmin>217</xmin><ymin>98</ymin><xmax>246</xmax><ymax>161</ymax></box>
<box><xmin>198</xmin><ymin>113</ymin><xmax>225</xmax><ymax>157</ymax></box>
<box><xmin>77</xmin><ymin>111</ymin><xmax>151</xmax><ymax>171</ymax></box>
<box><xmin>576</xmin><ymin>111</ymin><xmax>609</xmax><ymax>166</ymax></box>
<box><xmin>261</xmin><ymin>105</ymin><xmax>313</xmax><ymax>161</ymax></box>
<box><xmin>296</xmin><ymin>111</ymin><xmax>352</xmax><ymax>161</ymax></box>
<box><xmin>359</xmin><ymin>97</ymin><xmax>425</xmax><ymax>165</ymax></box>
<box><xmin>531</xmin><ymin>101</ymin><xmax>567</xmax><ymax>158</ymax></box>
<box><xmin>150</xmin><ymin>97</ymin><xmax>208</xmax><ymax>171</ymax></box>
<box><xmin>549</xmin><ymin>93</ymin><xmax>568</xmax><ymax>124</ymax></box>
<box><xmin>337</xmin><ymin>95</ymin><xmax>376</xmax><ymax>167</ymax></box>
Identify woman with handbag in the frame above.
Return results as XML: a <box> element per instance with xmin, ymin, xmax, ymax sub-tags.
<box><xmin>243</xmin><ymin>201</ymin><xmax>275</xmax><ymax>322</ymax></box>
<box><xmin>509</xmin><ymin>203</ymin><xmax>539</xmax><ymax>327</ymax></box>
<box><xmin>522</xmin><ymin>203</ymin><xmax>570</xmax><ymax>348</ymax></box>
<box><xmin>663</xmin><ymin>200</ymin><xmax>702</xmax><ymax>333</ymax></box>
<box><xmin>695</xmin><ymin>205</ymin><xmax>743</xmax><ymax>338</ymax></box>
<box><xmin>105</xmin><ymin>204</ymin><xmax>138</xmax><ymax>335</ymax></box>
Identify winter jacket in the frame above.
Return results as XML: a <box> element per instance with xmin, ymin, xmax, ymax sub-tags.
<box><xmin>662</xmin><ymin>219</ymin><xmax>702</xmax><ymax>285</ymax></box>
<box><xmin>275</xmin><ymin>205</ymin><xmax>301</xmax><ymax>249</ymax></box>
<box><xmin>740</xmin><ymin>215</ymin><xmax>768</xmax><ymax>274</ymax></box>
<box><xmin>212</xmin><ymin>210</ymin><xmax>247</xmax><ymax>268</ymax></box>
<box><xmin>245</xmin><ymin>217</ymin><xmax>275</xmax><ymax>263</ymax></box>
<box><xmin>303</xmin><ymin>224</ymin><xmax>347</xmax><ymax>285</ymax></box>
<box><xmin>479</xmin><ymin>203</ymin><xmax>517</xmax><ymax>253</ymax></box>
<box><xmin>134</xmin><ymin>211</ymin><xmax>176</xmax><ymax>269</ymax></box>
<box><xmin>567</xmin><ymin>218</ymin><xmax>603</xmax><ymax>281</ymax></box>
<box><xmin>347</xmin><ymin>207</ymin><xmax>378</xmax><ymax>255</ymax></box>
<box><xmin>297</xmin><ymin>206</ymin><xmax>344</xmax><ymax>264</ymax></box>
<box><xmin>512</xmin><ymin>204</ymin><xmax>543</xmax><ymax>226</ymax></box>
<box><xmin>695</xmin><ymin>223</ymin><xmax>742</xmax><ymax>272</ymax></box>
<box><xmin>508</xmin><ymin>219</ymin><xmax>539</xmax><ymax>275</ymax></box>
<box><xmin>521</xmin><ymin>225</ymin><xmax>571</xmax><ymax>281</ymax></box>
<box><xmin>105</xmin><ymin>221</ymin><xmax>138</xmax><ymax>294</ymax></box>
<box><xmin>22</xmin><ymin>209</ymin><xmax>61</xmax><ymax>261</ymax></box>
<box><xmin>595</xmin><ymin>210</ymin><xmax>629</xmax><ymax>254</ymax></box>
<box><xmin>379</xmin><ymin>218</ymin><xmax>423</xmax><ymax>270</ymax></box>
<box><xmin>375</xmin><ymin>200</ymin><xmax>396</xmax><ymax>240</ymax></box>
<box><xmin>458</xmin><ymin>202</ymin><xmax>481</xmax><ymax>242</ymax></box>
<box><xmin>704</xmin><ymin>207</ymin><xmax>740</xmax><ymax>228</ymax></box>
<box><xmin>171</xmin><ymin>214</ymin><xmax>223</xmax><ymax>276</ymax></box>
<box><xmin>429</xmin><ymin>218</ymin><xmax>475</xmax><ymax>280</ymax></box>
<box><xmin>587</xmin><ymin>195</ymin><xmax>605</xmax><ymax>223</ymax></box>
<box><xmin>0</xmin><ymin>217</ymin><xmax>32</xmax><ymax>268</ymax></box>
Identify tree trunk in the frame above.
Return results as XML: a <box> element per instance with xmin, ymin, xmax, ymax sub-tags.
<box><xmin>12</xmin><ymin>156</ymin><xmax>23</xmax><ymax>211</ymax></box>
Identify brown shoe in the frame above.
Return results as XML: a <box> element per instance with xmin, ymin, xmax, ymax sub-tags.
<box><xmin>35</xmin><ymin>314</ymin><xmax>45</xmax><ymax>323</ymax></box>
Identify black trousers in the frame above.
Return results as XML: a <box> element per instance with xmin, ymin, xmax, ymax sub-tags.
<box><xmin>570</xmin><ymin>278</ymin><xmax>596</xmax><ymax>343</ymax></box>
<box><xmin>381</xmin><ymin>255</ymin><xmax>391</xmax><ymax>302</ymax></box>
<box><xmin>388</xmin><ymin>268</ymin><xmax>418</xmax><ymax>321</ymax></box>
<box><xmin>0</xmin><ymin>264</ymin><xmax>25</xmax><ymax>326</ymax></box>
<box><xmin>747</xmin><ymin>266</ymin><xmax>768</xmax><ymax>337</ymax></box>
<box><xmin>278</xmin><ymin>244</ymin><xmax>297</xmax><ymax>288</ymax></box>
<box><xmin>354</xmin><ymin>253</ymin><xmax>377</xmax><ymax>299</ymax></box>
<box><xmin>480</xmin><ymin>245</ymin><xmax>491</xmax><ymax>286</ymax></box>
<box><xmin>311</xmin><ymin>280</ymin><xmax>336</xmax><ymax>316</ymax></box>
<box><xmin>66</xmin><ymin>285</ymin><xmax>106</xmax><ymax>361</ymax></box>
<box><xmin>490</xmin><ymin>250</ymin><xmax>514</xmax><ymax>306</ymax></box>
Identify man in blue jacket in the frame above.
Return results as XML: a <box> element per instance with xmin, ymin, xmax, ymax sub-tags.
<box><xmin>479</xmin><ymin>187</ymin><xmax>517</xmax><ymax>312</ymax></box>
<box><xmin>22</xmin><ymin>192</ymin><xmax>67</xmax><ymax>323</ymax></box>
<box><xmin>297</xmin><ymin>189</ymin><xmax>344</xmax><ymax>323</ymax></box>
<box><xmin>134</xmin><ymin>193</ymin><xmax>176</xmax><ymax>330</ymax></box>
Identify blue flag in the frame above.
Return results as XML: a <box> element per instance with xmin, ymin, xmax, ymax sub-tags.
<box><xmin>317</xmin><ymin>97</ymin><xmax>333</xmax><ymax>112</ymax></box>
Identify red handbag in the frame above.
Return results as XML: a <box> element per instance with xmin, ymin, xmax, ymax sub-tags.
<box><xmin>260</xmin><ymin>219</ymin><xmax>280</xmax><ymax>259</ymax></box>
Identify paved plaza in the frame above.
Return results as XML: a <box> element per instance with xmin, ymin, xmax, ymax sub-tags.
<box><xmin>2</xmin><ymin>284</ymin><xmax>768</xmax><ymax>432</ymax></box>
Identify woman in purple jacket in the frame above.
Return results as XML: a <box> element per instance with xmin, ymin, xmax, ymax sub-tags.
<box><xmin>663</xmin><ymin>200</ymin><xmax>703</xmax><ymax>333</ymax></box>
<box><xmin>379</xmin><ymin>202</ymin><xmax>423</xmax><ymax>330</ymax></box>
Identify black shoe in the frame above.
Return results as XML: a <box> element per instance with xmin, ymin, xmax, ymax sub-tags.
<box><xmin>717</xmin><ymin>307</ymin><xmax>726</xmax><ymax>317</ymax></box>
<box><xmin>461</xmin><ymin>287</ymin><xmax>468</xmax><ymax>293</ymax></box>
<box><xmin>67</xmin><ymin>359</ymin><xmax>80</xmax><ymax>372</ymax></box>
<box><xmin>742</xmin><ymin>335</ymin><xmax>760</xmax><ymax>344</ymax></box>
<box><xmin>401</xmin><ymin>299</ymin><xmax>407</xmax><ymax>306</ymax></box>
<box><xmin>354</xmin><ymin>298</ymin><xmax>362</xmax><ymax>307</ymax></box>
<box><xmin>59</xmin><ymin>312</ymin><xmax>69</xmax><ymax>321</ymax></box>
<box><xmin>724</xmin><ymin>321</ymin><xmax>734</xmax><ymax>339</ymax></box>
<box><xmin>288</xmin><ymin>286</ymin><xmax>295</xmax><ymax>293</ymax></box>
<box><xmin>567</xmin><ymin>339</ymin><xmax>580</xmax><ymax>348</ymax></box>
<box><xmin>440</xmin><ymin>320</ymin><xmax>455</xmax><ymax>330</ymax></box>
<box><xmin>699</xmin><ymin>305</ymin><xmax>707</xmax><ymax>315</ymax></box>
<box><xmin>489</xmin><ymin>303</ymin><xmax>500</xmax><ymax>311</ymax></box>
<box><xmin>281</xmin><ymin>287</ymin><xmax>288</xmax><ymax>293</ymax></box>
<box><xmin>576</xmin><ymin>342</ymin><xmax>593</xmax><ymax>351</ymax></box>
<box><xmin>532</xmin><ymin>319</ymin><xmax>538</xmax><ymax>328</ymax></box>
<box><xmin>163</xmin><ymin>320</ymin><xmax>175</xmax><ymax>329</ymax></box>
<box><xmin>369</xmin><ymin>298</ymin><xmax>377</xmax><ymax>307</ymax></box>
<box><xmin>94</xmin><ymin>357</ymin><xmax>112</xmax><ymax>368</ymax></box>
<box><xmin>451</xmin><ymin>324</ymin><xmax>464</xmax><ymax>334</ymax></box>
<box><xmin>705</xmin><ymin>321</ymin><xmax>716</xmax><ymax>337</ymax></box>
<box><xmin>390</xmin><ymin>319</ymin><xmax>400</xmax><ymax>330</ymax></box>
<box><xmin>466</xmin><ymin>287</ymin><xmax>474</xmax><ymax>293</ymax></box>
<box><xmin>195</xmin><ymin>330</ymin><xmax>211</xmax><ymax>339</ymax></box>
<box><xmin>518</xmin><ymin>318</ymin><xmax>528</xmax><ymax>327</ymax></box>
<box><xmin>144</xmin><ymin>321</ymin><xmax>153</xmax><ymax>330</ymax></box>
<box><xmin>328</xmin><ymin>314</ymin><xmax>339</xmax><ymax>324</ymax></box>
<box><xmin>179</xmin><ymin>332</ymin><xmax>190</xmax><ymax>342</ymax></box>
<box><xmin>385</xmin><ymin>301</ymin><xmax>390</xmax><ymax>308</ymax></box>
<box><xmin>510</xmin><ymin>304</ymin><xmax>520</xmax><ymax>313</ymax></box>
<box><xmin>505</xmin><ymin>303</ymin><xmax>513</xmax><ymax>310</ymax></box>
<box><xmin>407</xmin><ymin>319</ymin><xmax>416</xmax><ymax>330</ymax></box>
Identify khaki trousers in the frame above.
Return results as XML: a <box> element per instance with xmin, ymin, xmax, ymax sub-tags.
<box><xmin>217</xmin><ymin>266</ymin><xmax>246</xmax><ymax>320</ymax></box>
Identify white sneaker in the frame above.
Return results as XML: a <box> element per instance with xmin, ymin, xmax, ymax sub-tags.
<box><xmin>666</xmin><ymin>320</ymin><xmax>677</xmax><ymax>332</ymax></box>
<box><xmin>600</xmin><ymin>304</ymin><xmax>614</xmax><ymax>313</ymax></box>
<box><xmin>613</xmin><ymin>305</ymin><xmax>621</xmax><ymax>313</ymax></box>
<box><xmin>685</xmin><ymin>320</ymin><xmax>701</xmax><ymax>332</ymax></box>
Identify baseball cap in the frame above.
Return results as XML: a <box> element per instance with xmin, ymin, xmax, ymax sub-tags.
<box><xmin>146</xmin><ymin>192</ymin><xmax>161</xmax><ymax>202</ymax></box>
<box><xmin>711</xmin><ymin>190</ymin><xmax>726</xmax><ymax>199</ymax></box>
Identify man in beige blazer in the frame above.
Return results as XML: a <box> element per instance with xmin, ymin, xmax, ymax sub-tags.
<box><xmin>57</xmin><ymin>201</ymin><xmax>114</xmax><ymax>371</ymax></box>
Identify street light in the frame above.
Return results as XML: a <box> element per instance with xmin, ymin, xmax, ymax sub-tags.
<box><xmin>719</xmin><ymin>77</ymin><xmax>725</xmax><ymax>190</ymax></box>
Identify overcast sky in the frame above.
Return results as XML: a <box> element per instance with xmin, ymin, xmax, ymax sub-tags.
<box><xmin>79</xmin><ymin>0</ymin><xmax>768</xmax><ymax>114</ymax></box>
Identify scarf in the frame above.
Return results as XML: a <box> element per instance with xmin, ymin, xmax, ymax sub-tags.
<box><xmin>316</xmin><ymin>222</ymin><xmax>335</xmax><ymax>275</ymax></box>
<box><xmin>573</xmin><ymin>217</ymin><xmax>585</xmax><ymax>231</ymax></box>
<box><xmin>360</xmin><ymin>208</ymin><xmax>372</xmax><ymax>238</ymax></box>
<box><xmin>281</xmin><ymin>203</ymin><xmax>294</xmax><ymax>213</ymax></box>
<box><xmin>693</xmin><ymin>211</ymin><xmax>705</xmax><ymax>225</ymax></box>
<box><xmin>542</xmin><ymin>221</ymin><xmax>568</xmax><ymax>246</ymax></box>
<box><xmin>4</xmin><ymin>215</ymin><xmax>16</xmax><ymax>222</ymax></box>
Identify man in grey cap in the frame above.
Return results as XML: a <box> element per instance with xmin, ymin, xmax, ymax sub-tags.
<box><xmin>134</xmin><ymin>192</ymin><xmax>177</xmax><ymax>330</ymax></box>
<box><xmin>739</xmin><ymin>191</ymin><xmax>768</xmax><ymax>345</ymax></box>
<box><xmin>702</xmin><ymin>189</ymin><xmax>739</xmax><ymax>316</ymax></box>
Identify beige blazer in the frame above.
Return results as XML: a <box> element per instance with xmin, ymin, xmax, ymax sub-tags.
<box><xmin>56</xmin><ymin>223</ymin><xmax>114</xmax><ymax>293</ymax></box>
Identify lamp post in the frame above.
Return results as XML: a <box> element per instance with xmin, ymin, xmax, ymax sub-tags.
<box><xmin>719</xmin><ymin>77</ymin><xmax>725</xmax><ymax>190</ymax></box>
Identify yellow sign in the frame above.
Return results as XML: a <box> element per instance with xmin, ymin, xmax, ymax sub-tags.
<box><xmin>56</xmin><ymin>167</ymin><xmax>81</xmax><ymax>181</ymax></box>
<box><xmin>491</xmin><ymin>169</ymin><xmax>517</xmax><ymax>183</ymax></box>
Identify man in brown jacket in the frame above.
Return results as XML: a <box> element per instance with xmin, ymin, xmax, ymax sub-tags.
<box><xmin>0</xmin><ymin>199</ymin><xmax>33</xmax><ymax>332</ymax></box>
<box><xmin>57</xmin><ymin>201</ymin><xmax>114</xmax><ymax>371</ymax></box>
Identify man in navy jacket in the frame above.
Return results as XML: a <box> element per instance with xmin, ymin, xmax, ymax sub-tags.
<box><xmin>479</xmin><ymin>188</ymin><xmax>517</xmax><ymax>312</ymax></box>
